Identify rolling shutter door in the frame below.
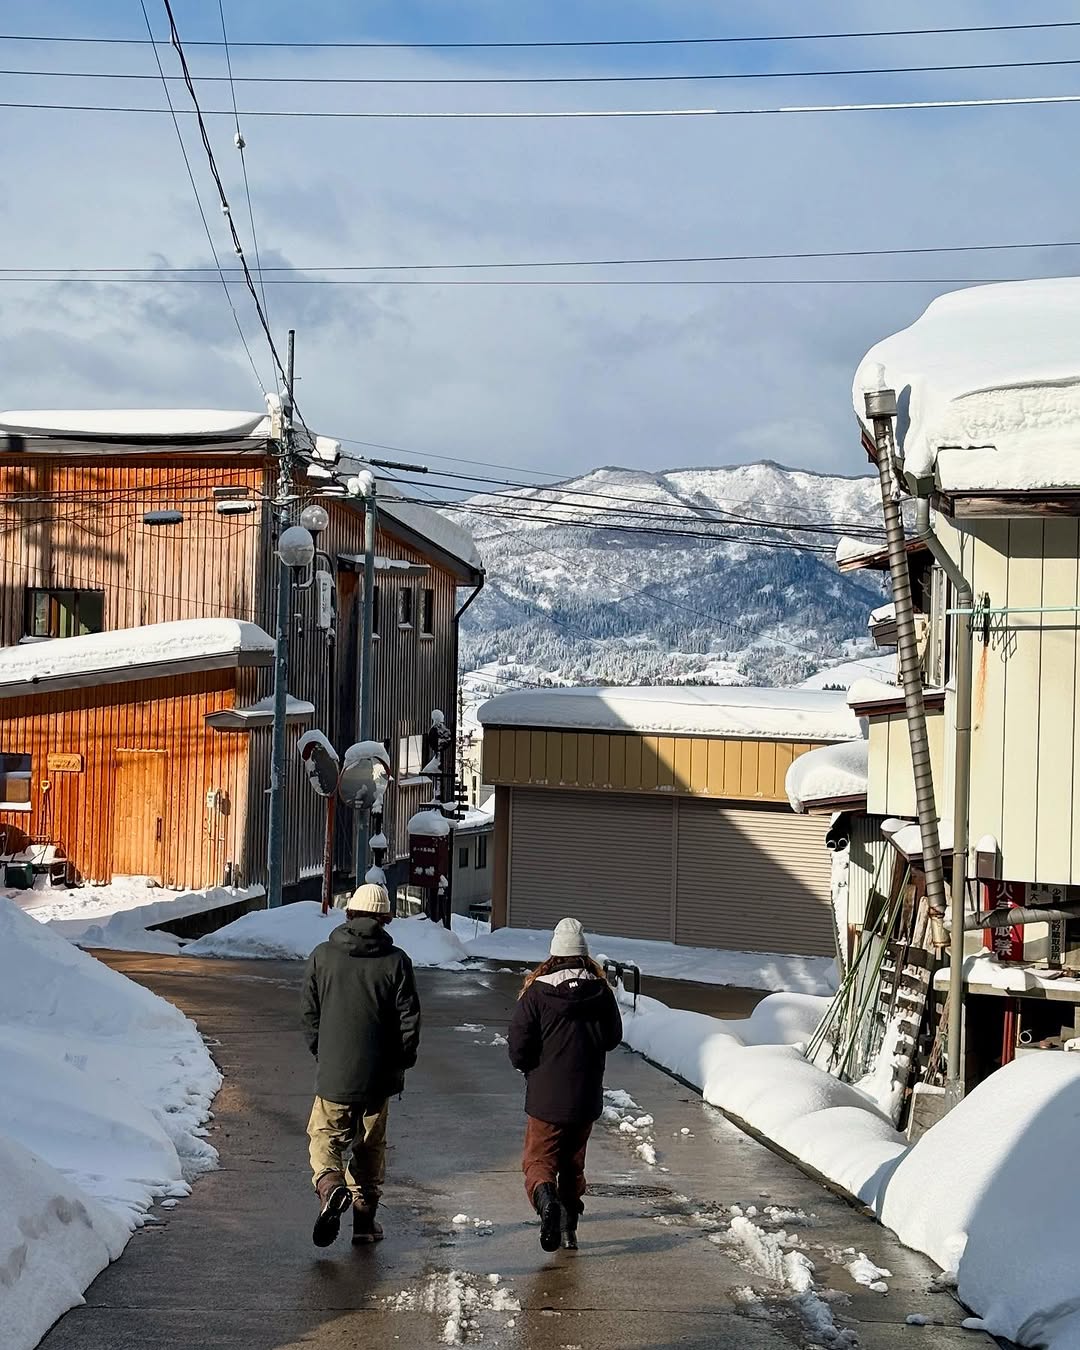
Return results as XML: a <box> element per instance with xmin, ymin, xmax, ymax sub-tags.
<box><xmin>675</xmin><ymin>802</ymin><xmax>834</xmax><ymax>956</ymax></box>
<box><xmin>508</xmin><ymin>788</ymin><xmax>673</xmax><ymax>941</ymax></box>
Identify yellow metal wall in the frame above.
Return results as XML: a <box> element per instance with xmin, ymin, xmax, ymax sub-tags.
<box><xmin>483</xmin><ymin>727</ymin><xmax>820</xmax><ymax>802</ymax></box>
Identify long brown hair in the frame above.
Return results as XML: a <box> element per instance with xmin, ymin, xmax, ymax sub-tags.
<box><xmin>519</xmin><ymin>954</ymin><xmax>606</xmax><ymax>998</ymax></box>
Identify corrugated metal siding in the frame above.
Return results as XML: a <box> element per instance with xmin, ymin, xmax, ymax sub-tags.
<box><xmin>507</xmin><ymin>788</ymin><xmax>673</xmax><ymax>941</ymax></box>
<box><xmin>674</xmin><ymin>801</ymin><xmax>834</xmax><ymax>956</ymax></box>
<box><xmin>483</xmin><ymin>727</ymin><xmax>821</xmax><ymax>802</ymax></box>
<box><xmin>0</xmin><ymin>669</ymin><xmax>248</xmax><ymax>888</ymax></box>
<box><xmin>846</xmin><ymin>813</ymin><xmax>892</xmax><ymax>929</ymax></box>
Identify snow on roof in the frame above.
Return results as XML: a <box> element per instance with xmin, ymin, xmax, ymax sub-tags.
<box><xmin>835</xmin><ymin>535</ymin><xmax>879</xmax><ymax>566</ymax></box>
<box><xmin>847</xmin><ymin>678</ymin><xmax>903</xmax><ymax>709</ymax></box>
<box><xmin>205</xmin><ymin>694</ymin><xmax>314</xmax><ymax>730</ymax></box>
<box><xmin>785</xmin><ymin>740</ymin><xmax>869</xmax><ymax>812</ymax></box>
<box><xmin>853</xmin><ymin>279</ymin><xmax>1080</xmax><ymax>495</ymax></box>
<box><xmin>453</xmin><ymin>805</ymin><xmax>494</xmax><ymax>832</ymax></box>
<box><xmin>868</xmin><ymin>602</ymin><xmax>896</xmax><ymax>627</ymax></box>
<box><xmin>0</xmin><ymin>408</ymin><xmax>270</xmax><ymax>440</ymax></box>
<box><xmin>356</xmin><ymin>466</ymin><xmax>481</xmax><ymax>573</ymax></box>
<box><xmin>479</xmin><ymin>685</ymin><xmax>860</xmax><ymax>743</ymax></box>
<box><xmin>798</xmin><ymin>653</ymin><xmax>896</xmax><ymax>691</ymax></box>
<box><xmin>407</xmin><ymin>807</ymin><xmax>451</xmax><ymax>838</ymax></box>
<box><xmin>882</xmin><ymin>816</ymin><xmax>954</xmax><ymax>859</ymax></box>
<box><xmin>0</xmin><ymin>619</ymin><xmax>274</xmax><ymax>696</ymax></box>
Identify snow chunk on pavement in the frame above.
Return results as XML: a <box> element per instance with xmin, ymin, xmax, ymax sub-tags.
<box><xmin>185</xmin><ymin>903</ymin><xmax>468</xmax><ymax>967</ymax></box>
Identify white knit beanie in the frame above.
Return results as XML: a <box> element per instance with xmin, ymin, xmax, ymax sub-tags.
<box><xmin>550</xmin><ymin>917</ymin><xmax>589</xmax><ymax>958</ymax></box>
<box><xmin>347</xmin><ymin>883</ymin><xmax>391</xmax><ymax>916</ymax></box>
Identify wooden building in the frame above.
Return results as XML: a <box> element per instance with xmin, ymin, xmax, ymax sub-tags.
<box><xmin>480</xmin><ymin>686</ymin><xmax>861</xmax><ymax>957</ymax></box>
<box><xmin>0</xmin><ymin>407</ymin><xmax>482</xmax><ymax>895</ymax></box>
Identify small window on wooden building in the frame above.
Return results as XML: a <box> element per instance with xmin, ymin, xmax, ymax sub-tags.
<box><xmin>475</xmin><ymin>835</ymin><xmax>488</xmax><ymax>870</ymax></box>
<box><xmin>420</xmin><ymin>588</ymin><xmax>435</xmax><ymax>635</ymax></box>
<box><xmin>399</xmin><ymin>586</ymin><xmax>413</xmax><ymax>628</ymax></box>
<box><xmin>27</xmin><ymin>589</ymin><xmax>104</xmax><ymax>639</ymax></box>
<box><xmin>399</xmin><ymin>733</ymin><xmax>425</xmax><ymax>778</ymax></box>
<box><xmin>458</xmin><ymin>845</ymin><xmax>470</xmax><ymax>870</ymax></box>
<box><xmin>0</xmin><ymin>753</ymin><xmax>32</xmax><ymax>809</ymax></box>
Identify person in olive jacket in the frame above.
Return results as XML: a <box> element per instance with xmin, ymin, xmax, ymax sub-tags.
<box><xmin>300</xmin><ymin>883</ymin><xmax>421</xmax><ymax>1248</ymax></box>
<box><xmin>507</xmin><ymin>918</ymin><xmax>623</xmax><ymax>1253</ymax></box>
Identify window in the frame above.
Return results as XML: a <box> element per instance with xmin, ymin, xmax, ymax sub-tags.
<box><xmin>398</xmin><ymin>733</ymin><xmax>425</xmax><ymax>778</ymax></box>
<box><xmin>421</xmin><ymin>588</ymin><xmax>435</xmax><ymax>636</ymax></box>
<box><xmin>371</xmin><ymin>585</ymin><xmax>381</xmax><ymax>637</ymax></box>
<box><xmin>475</xmin><ymin>835</ymin><xmax>488</xmax><ymax>870</ymax></box>
<box><xmin>398</xmin><ymin>586</ymin><xmax>413</xmax><ymax>628</ymax></box>
<box><xmin>27</xmin><ymin>589</ymin><xmax>104</xmax><ymax>639</ymax></box>
<box><xmin>0</xmin><ymin>753</ymin><xmax>31</xmax><ymax>809</ymax></box>
<box><xmin>458</xmin><ymin>846</ymin><xmax>470</xmax><ymax>870</ymax></box>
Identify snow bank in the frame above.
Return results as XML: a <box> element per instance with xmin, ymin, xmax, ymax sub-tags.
<box><xmin>0</xmin><ymin>898</ymin><xmax>221</xmax><ymax>1348</ymax></box>
<box><xmin>853</xmin><ymin>278</ymin><xmax>1080</xmax><ymax>493</ymax></box>
<box><xmin>478</xmin><ymin>685</ymin><xmax>860</xmax><ymax>742</ymax></box>
<box><xmin>466</xmin><ymin>926</ymin><xmax>837</xmax><ymax>994</ymax></box>
<box><xmin>0</xmin><ymin>618</ymin><xmax>273</xmax><ymax>693</ymax></box>
<box><xmin>786</xmin><ymin>740</ymin><xmax>869</xmax><ymax>812</ymax></box>
<box><xmin>15</xmin><ymin>878</ymin><xmax>265</xmax><ymax>954</ymax></box>
<box><xmin>185</xmin><ymin>903</ymin><xmax>468</xmax><ymax>967</ymax></box>
<box><xmin>620</xmin><ymin>990</ymin><xmax>905</xmax><ymax>1205</ymax></box>
<box><xmin>0</xmin><ymin>1134</ymin><xmax>129</xmax><ymax>1350</ymax></box>
<box><xmin>623</xmin><ymin>982</ymin><xmax>1080</xmax><ymax>1348</ymax></box>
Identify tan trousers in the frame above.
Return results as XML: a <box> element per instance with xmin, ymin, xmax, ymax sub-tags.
<box><xmin>307</xmin><ymin>1097</ymin><xmax>389</xmax><ymax>1206</ymax></box>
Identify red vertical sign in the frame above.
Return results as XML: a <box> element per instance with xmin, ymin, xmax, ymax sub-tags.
<box><xmin>983</xmin><ymin>880</ymin><xmax>1024</xmax><ymax>962</ymax></box>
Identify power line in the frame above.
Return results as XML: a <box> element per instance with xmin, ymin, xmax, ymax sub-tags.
<box><xmin>10</xmin><ymin>54</ymin><xmax>1080</xmax><ymax>84</ymax></box>
<box><xmin>137</xmin><ymin>0</ymin><xmax>267</xmax><ymax>394</ymax></box>
<box><xmin>217</xmin><ymin>0</ymin><xmax>272</xmax><ymax>354</ymax></box>
<box><xmin>158</xmin><ymin>0</ymin><xmax>300</xmax><ymax>422</ymax></box>
<box><xmin>2</xmin><ymin>19</ymin><xmax>1078</xmax><ymax>49</ymax></box>
<box><xmin>7</xmin><ymin>235</ymin><xmax>1079</xmax><ymax>273</ymax></box>
<box><xmin>5</xmin><ymin>91</ymin><xmax>1080</xmax><ymax>117</ymax></box>
<box><xmin>0</xmin><ymin>274</ymin><xmax>1065</xmax><ymax>286</ymax></box>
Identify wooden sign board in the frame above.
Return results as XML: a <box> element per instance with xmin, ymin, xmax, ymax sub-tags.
<box><xmin>47</xmin><ymin>752</ymin><xmax>84</xmax><ymax>773</ymax></box>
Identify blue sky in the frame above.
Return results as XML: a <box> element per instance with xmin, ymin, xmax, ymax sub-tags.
<box><xmin>2</xmin><ymin>1</ymin><xmax>1079</xmax><ymax>480</ymax></box>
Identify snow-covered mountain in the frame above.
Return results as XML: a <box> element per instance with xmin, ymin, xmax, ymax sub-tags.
<box><xmin>455</xmin><ymin>462</ymin><xmax>887</xmax><ymax>696</ymax></box>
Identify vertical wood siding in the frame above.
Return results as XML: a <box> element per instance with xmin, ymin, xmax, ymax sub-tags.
<box><xmin>864</xmin><ymin>708</ymin><xmax>946</xmax><ymax>819</ymax></box>
<box><xmin>0</xmin><ymin>670</ymin><xmax>248</xmax><ymax>888</ymax></box>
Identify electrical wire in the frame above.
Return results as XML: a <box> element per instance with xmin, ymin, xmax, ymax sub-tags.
<box><xmin>217</xmin><ymin>0</ymin><xmax>272</xmax><ymax>358</ymax></box>
<box><xmin>6</xmin><ymin>91</ymin><xmax>1080</xmax><ymax>117</ymax></box>
<box><xmin>10</xmin><ymin>54</ymin><xmax>1080</xmax><ymax>84</ymax></box>
<box><xmin>3</xmin><ymin>19</ymin><xmax>1079</xmax><ymax>49</ymax></box>
<box><xmin>137</xmin><ymin>0</ymin><xmax>267</xmax><ymax>395</ymax></box>
<box><xmin>0</xmin><ymin>274</ymin><xmax>1063</xmax><ymax>286</ymax></box>
<box><xmin>7</xmin><ymin>235</ymin><xmax>1080</xmax><ymax>273</ymax></box>
<box><xmin>159</xmin><ymin>0</ymin><xmax>296</xmax><ymax>412</ymax></box>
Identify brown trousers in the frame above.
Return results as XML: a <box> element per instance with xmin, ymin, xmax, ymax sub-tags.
<box><xmin>307</xmin><ymin>1097</ymin><xmax>389</xmax><ymax>1207</ymax></box>
<box><xmin>522</xmin><ymin>1115</ymin><xmax>592</xmax><ymax>1210</ymax></box>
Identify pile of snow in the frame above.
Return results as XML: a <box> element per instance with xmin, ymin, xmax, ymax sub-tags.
<box><xmin>185</xmin><ymin>902</ymin><xmax>468</xmax><ymax>967</ymax></box>
<box><xmin>478</xmin><ymin>684</ymin><xmax>860</xmax><ymax>743</ymax></box>
<box><xmin>466</xmin><ymin>926</ymin><xmax>837</xmax><ymax>995</ymax></box>
<box><xmin>13</xmin><ymin>878</ymin><xmax>264</xmax><ymax>954</ymax></box>
<box><xmin>0</xmin><ymin>898</ymin><xmax>220</xmax><ymax>1347</ymax></box>
<box><xmin>854</xmin><ymin>278</ymin><xmax>1080</xmax><ymax>494</ymax></box>
<box><xmin>0</xmin><ymin>618</ymin><xmax>273</xmax><ymax>693</ymax></box>
<box><xmin>621</xmin><ymin>981</ymin><xmax>1080</xmax><ymax>1348</ymax></box>
<box><xmin>786</xmin><ymin>741</ymin><xmax>869</xmax><ymax>813</ymax></box>
<box><xmin>601</xmin><ymin>1088</ymin><xmax>658</xmax><ymax>1167</ymax></box>
<box><xmin>408</xmin><ymin>807</ymin><xmax>452</xmax><ymax>839</ymax></box>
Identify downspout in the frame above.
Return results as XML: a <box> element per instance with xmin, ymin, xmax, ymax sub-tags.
<box><xmin>452</xmin><ymin>571</ymin><xmax>486</xmax><ymax>716</ymax></box>
<box><xmin>914</xmin><ymin>497</ymin><xmax>974</xmax><ymax>1109</ymax></box>
<box><xmin>864</xmin><ymin>388</ymin><xmax>950</xmax><ymax>952</ymax></box>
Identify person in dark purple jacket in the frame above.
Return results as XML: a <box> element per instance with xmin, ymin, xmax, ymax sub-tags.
<box><xmin>507</xmin><ymin>918</ymin><xmax>623</xmax><ymax>1253</ymax></box>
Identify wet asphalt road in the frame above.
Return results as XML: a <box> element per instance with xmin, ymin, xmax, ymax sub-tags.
<box><xmin>37</xmin><ymin>954</ymin><xmax>993</xmax><ymax>1350</ymax></box>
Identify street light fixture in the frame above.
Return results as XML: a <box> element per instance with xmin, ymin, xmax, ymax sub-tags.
<box><xmin>276</xmin><ymin>523</ymin><xmax>315</xmax><ymax>570</ymax></box>
<box><xmin>300</xmin><ymin>503</ymin><xmax>329</xmax><ymax>534</ymax></box>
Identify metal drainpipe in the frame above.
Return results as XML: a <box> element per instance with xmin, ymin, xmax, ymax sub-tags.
<box><xmin>865</xmin><ymin>389</ymin><xmax>950</xmax><ymax>949</ymax></box>
<box><xmin>913</xmin><ymin>497</ymin><xmax>974</xmax><ymax>1109</ymax></box>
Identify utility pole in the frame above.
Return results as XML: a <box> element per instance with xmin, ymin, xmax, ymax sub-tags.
<box><xmin>266</xmin><ymin>330</ymin><xmax>296</xmax><ymax>908</ymax></box>
<box><xmin>354</xmin><ymin>476</ymin><xmax>377</xmax><ymax>888</ymax></box>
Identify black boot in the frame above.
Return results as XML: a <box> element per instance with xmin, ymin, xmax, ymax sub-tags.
<box><xmin>562</xmin><ymin>1201</ymin><xmax>581</xmax><ymax>1250</ymax></box>
<box><xmin>312</xmin><ymin>1171</ymin><xmax>352</xmax><ymax>1248</ymax></box>
<box><xmin>352</xmin><ymin>1199</ymin><xmax>384</xmax><ymax>1245</ymax></box>
<box><xmin>534</xmin><ymin>1183</ymin><xmax>563</xmax><ymax>1254</ymax></box>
